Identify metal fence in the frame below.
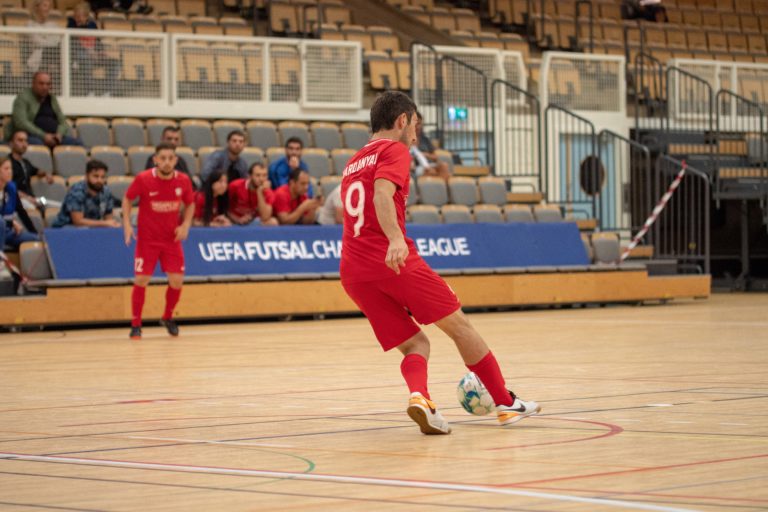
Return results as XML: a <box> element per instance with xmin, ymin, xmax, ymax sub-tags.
<box><xmin>0</xmin><ymin>26</ymin><xmax>363</xmax><ymax>117</ymax></box>
<box><xmin>650</xmin><ymin>155</ymin><xmax>711</xmax><ymax>273</ymax></box>
<box><xmin>490</xmin><ymin>78</ymin><xmax>542</xmax><ymax>190</ymax></box>
<box><xmin>540</xmin><ymin>52</ymin><xmax>625</xmax><ymax>113</ymax></box>
<box><xmin>544</xmin><ymin>104</ymin><xmax>600</xmax><ymax>222</ymax></box>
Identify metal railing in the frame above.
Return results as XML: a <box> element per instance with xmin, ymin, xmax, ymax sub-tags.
<box><xmin>490</xmin><ymin>78</ymin><xmax>542</xmax><ymax>190</ymax></box>
<box><xmin>544</xmin><ymin>104</ymin><xmax>600</xmax><ymax>223</ymax></box>
<box><xmin>650</xmin><ymin>155</ymin><xmax>710</xmax><ymax>273</ymax></box>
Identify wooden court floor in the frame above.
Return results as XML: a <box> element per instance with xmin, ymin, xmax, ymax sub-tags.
<box><xmin>1</xmin><ymin>293</ymin><xmax>767</xmax><ymax>511</ymax></box>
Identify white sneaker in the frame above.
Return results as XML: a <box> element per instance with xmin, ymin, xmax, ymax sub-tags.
<box><xmin>407</xmin><ymin>392</ymin><xmax>452</xmax><ymax>435</ymax></box>
<box><xmin>497</xmin><ymin>392</ymin><xmax>541</xmax><ymax>426</ymax></box>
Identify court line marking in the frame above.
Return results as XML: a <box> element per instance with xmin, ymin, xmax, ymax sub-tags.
<box><xmin>0</xmin><ymin>452</ymin><xmax>695</xmax><ymax>512</ymax></box>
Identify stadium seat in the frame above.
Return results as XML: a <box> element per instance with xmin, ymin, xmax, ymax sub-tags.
<box><xmin>441</xmin><ymin>204</ymin><xmax>473</xmax><ymax>224</ymax></box>
<box><xmin>112</xmin><ymin>118</ymin><xmax>146</xmax><ymax>150</ymax></box>
<box><xmin>533</xmin><ymin>204</ymin><xmax>564</xmax><ymax>222</ymax></box>
<box><xmin>372</xmin><ymin>29</ymin><xmax>400</xmax><ymax>53</ymax></box>
<box><xmin>90</xmin><ymin>146</ymin><xmax>128</xmax><ymax>176</ymax></box>
<box><xmin>101</xmin><ymin>17</ymin><xmax>132</xmax><ymax>30</ymax></box>
<box><xmin>177</xmin><ymin>0</ymin><xmax>206</xmax><ymax>16</ymax></box>
<box><xmin>278</xmin><ymin>121</ymin><xmax>311</xmax><ymax>148</ymax></box>
<box><xmin>25</xmin><ymin>207</ymin><xmax>45</xmax><ymax>234</ymax></box>
<box><xmin>341</xmin><ymin>122</ymin><xmax>369</xmax><ymax>150</ymax></box>
<box><xmin>67</xmin><ymin>175</ymin><xmax>85</xmax><ymax>186</ymax></box>
<box><xmin>407</xmin><ymin>179</ymin><xmax>418</xmax><ymax>206</ymax></box>
<box><xmin>417</xmin><ymin>176</ymin><xmax>449</xmax><ymax>206</ymax></box>
<box><xmin>53</xmin><ymin>146</ymin><xmax>88</xmax><ymax>178</ymax></box>
<box><xmin>241</xmin><ymin>45</ymin><xmax>264</xmax><ymax>99</ymax></box>
<box><xmin>0</xmin><ymin>145</ymin><xmax>9</xmax><ymax>160</ymax></box>
<box><xmin>25</xmin><ymin>145</ymin><xmax>54</xmax><ymax>174</ymax></box>
<box><xmin>127</xmin><ymin>146</ymin><xmax>155</xmax><ymax>174</ymax></box>
<box><xmin>221</xmin><ymin>17</ymin><xmax>252</xmax><ymax>36</ymax></box>
<box><xmin>477</xmin><ymin>176</ymin><xmax>507</xmax><ymax>206</ymax></box>
<box><xmin>320</xmin><ymin>176</ymin><xmax>342</xmax><ymax>198</ymax></box>
<box><xmin>31</xmin><ymin>175</ymin><xmax>67</xmax><ymax>203</ymax></box>
<box><xmin>121</xmin><ymin>43</ymin><xmax>158</xmax><ymax>89</ymax></box>
<box><xmin>175</xmin><ymin>146</ymin><xmax>198</xmax><ymax>176</ymax></box>
<box><xmin>311</xmin><ymin>122</ymin><xmax>343</xmax><ymax>151</ymax></box>
<box><xmin>343</xmin><ymin>25</ymin><xmax>374</xmax><ymax>52</ymax></box>
<box><xmin>76</xmin><ymin>117</ymin><xmax>111</xmax><ymax>149</ymax></box>
<box><xmin>448</xmin><ymin>176</ymin><xmax>478</xmax><ymax>206</ymax></box>
<box><xmin>193</xmin><ymin>18</ymin><xmax>223</xmax><ymax>35</ymax></box>
<box><xmin>247</xmin><ymin>120</ymin><xmax>279</xmax><ymax>149</ymax></box>
<box><xmin>132</xmin><ymin>16</ymin><xmax>163</xmax><ymax>32</ymax></box>
<box><xmin>240</xmin><ymin>147</ymin><xmax>266</xmax><ymax>171</ymax></box>
<box><xmin>146</xmin><ymin>119</ymin><xmax>177</xmax><ymax>147</ymax></box>
<box><xmin>20</xmin><ymin>241</ymin><xmax>52</xmax><ymax>282</ymax></box>
<box><xmin>591</xmin><ymin>232</ymin><xmax>620</xmax><ymax>264</ymax></box>
<box><xmin>367</xmin><ymin>52</ymin><xmax>399</xmax><ymax>90</ymax></box>
<box><xmin>581</xmin><ymin>233</ymin><xmax>594</xmax><ymax>262</ymax></box>
<box><xmin>180</xmin><ymin>119</ymin><xmax>214</xmax><ymax>150</ymax></box>
<box><xmin>408</xmin><ymin>204</ymin><xmax>441</xmax><ymax>224</ymax></box>
<box><xmin>301</xmin><ymin>148</ymin><xmax>332</xmax><ymax>179</ymax></box>
<box><xmin>161</xmin><ymin>15</ymin><xmax>193</xmax><ymax>33</ymax></box>
<box><xmin>213</xmin><ymin>120</ymin><xmax>245</xmax><ymax>146</ymax></box>
<box><xmin>393</xmin><ymin>52</ymin><xmax>411</xmax><ymax>90</ymax></box>
<box><xmin>504</xmin><ymin>204</ymin><xmax>534</xmax><ymax>223</ymax></box>
<box><xmin>107</xmin><ymin>176</ymin><xmax>134</xmax><ymax>203</ymax></box>
<box><xmin>152</xmin><ymin>0</ymin><xmax>177</xmax><ymax>15</ymax></box>
<box><xmin>323</xmin><ymin>2</ymin><xmax>352</xmax><ymax>26</ymax></box>
<box><xmin>473</xmin><ymin>204</ymin><xmax>504</xmax><ymax>223</ymax></box>
<box><xmin>330</xmin><ymin>148</ymin><xmax>355</xmax><ymax>175</ymax></box>
<box><xmin>269</xmin><ymin>0</ymin><xmax>299</xmax><ymax>34</ymax></box>
<box><xmin>266</xmin><ymin>146</ymin><xmax>286</xmax><ymax>165</ymax></box>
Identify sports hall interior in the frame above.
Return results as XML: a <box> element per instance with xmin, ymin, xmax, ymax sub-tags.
<box><xmin>1</xmin><ymin>0</ymin><xmax>767</xmax><ymax>510</ymax></box>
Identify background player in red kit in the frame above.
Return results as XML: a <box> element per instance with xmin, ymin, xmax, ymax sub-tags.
<box><xmin>122</xmin><ymin>142</ymin><xmax>195</xmax><ymax>340</ymax></box>
<box><xmin>340</xmin><ymin>91</ymin><xmax>540</xmax><ymax>435</ymax></box>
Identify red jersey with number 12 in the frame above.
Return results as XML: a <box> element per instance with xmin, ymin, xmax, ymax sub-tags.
<box><xmin>126</xmin><ymin>169</ymin><xmax>194</xmax><ymax>243</ymax></box>
<box><xmin>340</xmin><ymin>138</ymin><xmax>423</xmax><ymax>284</ymax></box>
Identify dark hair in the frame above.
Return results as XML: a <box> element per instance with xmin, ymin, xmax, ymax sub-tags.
<box><xmin>227</xmin><ymin>130</ymin><xmax>245</xmax><ymax>142</ymax></box>
<box><xmin>162</xmin><ymin>126</ymin><xmax>180</xmax><ymax>136</ymax></box>
<box><xmin>248</xmin><ymin>162</ymin><xmax>265</xmax><ymax>175</ymax></box>
<box><xmin>201</xmin><ymin>168</ymin><xmax>229</xmax><ymax>226</ymax></box>
<box><xmin>155</xmin><ymin>142</ymin><xmax>176</xmax><ymax>154</ymax></box>
<box><xmin>285</xmin><ymin>136</ymin><xmax>303</xmax><ymax>148</ymax></box>
<box><xmin>10</xmin><ymin>129</ymin><xmax>28</xmax><ymax>141</ymax></box>
<box><xmin>86</xmin><ymin>159</ymin><xmax>108</xmax><ymax>174</ymax></box>
<box><xmin>370</xmin><ymin>91</ymin><xmax>417</xmax><ymax>133</ymax></box>
<box><xmin>288</xmin><ymin>167</ymin><xmax>305</xmax><ymax>182</ymax></box>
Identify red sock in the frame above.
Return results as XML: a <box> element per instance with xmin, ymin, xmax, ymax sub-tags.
<box><xmin>163</xmin><ymin>286</ymin><xmax>182</xmax><ymax>320</ymax></box>
<box><xmin>400</xmin><ymin>353</ymin><xmax>430</xmax><ymax>399</ymax></box>
<box><xmin>131</xmin><ymin>285</ymin><xmax>146</xmax><ymax>327</ymax></box>
<box><xmin>467</xmin><ymin>351</ymin><xmax>514</xmax><ymax>406</ymax></box>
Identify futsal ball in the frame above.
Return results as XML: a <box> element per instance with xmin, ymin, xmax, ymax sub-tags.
<box><xmin>457</xmin><ymin>372</ymin><xmax>495</xmax><ymax>416</ymax></box>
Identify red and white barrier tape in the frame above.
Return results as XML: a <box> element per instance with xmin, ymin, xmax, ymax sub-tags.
<box><xmin>619</xmin><ymin>161</ymin><xmax>687</xmax><ymax>262</ymax></box>
<box><xmin>0</xmin><ymin>250</ymin><xmax>27</xmax><ymax>285</ymax></box>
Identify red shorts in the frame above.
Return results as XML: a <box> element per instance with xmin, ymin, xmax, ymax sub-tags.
<box><xmin>134</xmin><ymin>241</ymin><xmax>185</xmax><ymax>276</ymax></box>
<box><xmin>342</xmin><ymin>263</ymin><xmax>461</xmax><ymax>351</ymax></box>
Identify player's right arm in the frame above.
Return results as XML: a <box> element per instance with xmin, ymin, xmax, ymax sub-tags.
<box><xmin>373</xmin><ymin>178</ymin><xmax>408</xmax><ymax>274</ymax></box>
<box><xmin>122</xmin><ymin>176</ymin><xmax>141</xmax><ymax>245</ymax></box>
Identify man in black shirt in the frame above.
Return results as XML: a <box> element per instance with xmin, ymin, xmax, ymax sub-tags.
<box><xmin>9</xmin><ymin>130</ymin><xmax>54</xmax><ymax>210</ymax></box>
<box><xmin>144</xmin><ymin>126</ymin><xmax>195</xmax><ymax>188</ymax></box>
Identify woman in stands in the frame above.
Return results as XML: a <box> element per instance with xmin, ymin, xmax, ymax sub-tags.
<box><xmin>194</xmin><ymin>169</ymin><xmax>231</xmax><ymax>227</ymax></box>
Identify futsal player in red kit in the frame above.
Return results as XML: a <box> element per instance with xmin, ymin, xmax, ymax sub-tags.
<box><xmin>340</xmin><ymin>91</ymin><xmax>540</xmax><ymax>434</ymax></box>
<box><xmin>122</xmin><ymin>143</ymin><xmax>195</xmax><ymax>340</ymax></box>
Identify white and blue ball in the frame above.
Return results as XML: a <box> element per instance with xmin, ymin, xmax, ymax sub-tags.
<box><xmin>456</xmin><ymin>372</ymin><xmax>495</xmax><ymax>416</ymax></box>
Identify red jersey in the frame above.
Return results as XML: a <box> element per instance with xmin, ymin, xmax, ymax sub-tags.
<box><xmin>340</xmin><ymin>138</ymin><xmax>423</xmax><ymax>284</ymax></box>
<box><xmin>193</xmin><ymin>191</ymin><xmax>225</xmax><ymax>221</ymax></box>
<box><xmin>126</xmin><ymin>169</ymin><xmax>194</xmax><ymax>243</ymax></box>
<box><xmin>228</xmin><ymin>178</ymin><xmax>275</xmax><ymax>218</ymax></box>
<box><xmin>273</xmin><ymin>184</ymin><xmax>308</xmax><ymax>216</ymax></box>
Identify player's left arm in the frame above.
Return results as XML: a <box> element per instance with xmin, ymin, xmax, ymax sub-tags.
<box><xmin>373</xmin><ymin>178</ymin><xmax>408</xmax><ymax>274</ymax></box>
<box><xmin>175</xmin><ymin>180</ymin><xmax>195</xmax><ymax>242</ymax></box>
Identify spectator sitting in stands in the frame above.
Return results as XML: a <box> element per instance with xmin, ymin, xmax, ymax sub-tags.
<box><xmin>268</xmin><ymin>136</ymin><xmax>315</xmax><ymax>197</ymax></box>
<box><xmin>622</xmin><ymin>0</ymin><xmax>667</xmax><ymax>22</ymax></box>
<box><xmin>412</xmin><ymin>112</ymin><xmax>450</xmax><ymax>181</ymax></box>
<box><xmin>5</xmin><ymin>72</ymin><xmax>83</xmax><ymax>148</ymax></box>
<box><xmin>273</xmin><ymin>168</ymin><xmax>319</xmax><ymax>225</ymax></box>
<box><xmin>144</xmin><ymin>126</ymin><xmax>193</xmax><ymax>182</ymax></box>
<box><xmin>52</xmin><ymin>160</ymin><xmax>120</xmax><ymax>228</ymax></box>
<box><xmin>200</xmin><ymin>130</ymin><xmax>248</xmax><ymax>184</ymax></box>
<box><xmin>9</xmin><ymin>130</ymin><xmax>55</xmax><ymax>211</ymax></box>
<box><xmin>0</xmin><ymin>157</ymin><xmax>39</xmax><ymax>249</ymax></box>
<box><xmin>67</xmin><ymin>2</ymin><xmax>119</xmax><ymax>97</ymax></box>
<box><xmin>193</xmin><ymin>169</ymin><xmax>231</xmax><ymax>227</ymax></box>
<box><xmin>317</xmin><ymin>185</ymin><xmax>343</xmax><ymax>226</ymax></box>
<box><xmin>26</xmin><ymin>0</ymin><xmax>60</xmax><ymax>75</ymax></box>
<box><xmin>228</xmin><ymin>162</ymin><xmax>278</xmax><ymax>226</ymax></box>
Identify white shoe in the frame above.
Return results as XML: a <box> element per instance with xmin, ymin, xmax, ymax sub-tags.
<box><xmin>497</xmin><ymin>392</ymin><xmax>541</xmax><ymax>426</ymax></box>
<box><xmin>407</xmin><ymin>392</ymin><xmax>452</xmax><ymax>435</ymax></box>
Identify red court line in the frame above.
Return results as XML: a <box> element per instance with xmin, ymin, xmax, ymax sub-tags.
<box><xmin>503</xmin><ymin>453</ymin><xmax>768</xmax><ymax>487</ymax></box>
<box><xmin>487</xmin><ymin>417</ymin><xmax>623</xmax><ymax>450</ymax></box>
<box><xmin>518</xmin><ymin>484</ymin><xmax>768</xmax><ymax>505</ymax></box>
